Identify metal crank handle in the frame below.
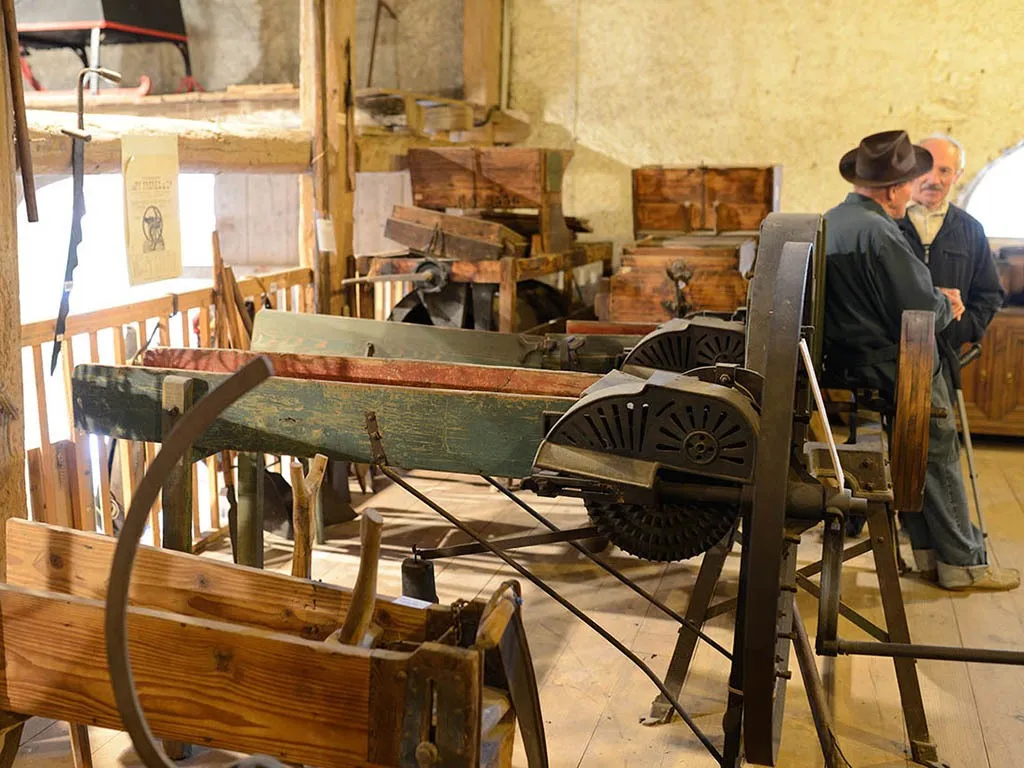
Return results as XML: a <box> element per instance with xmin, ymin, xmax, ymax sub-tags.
<box><xmin>341</xmin><ymin>271</ymin><xmax>435</xmax><ymax>286</ymax></box>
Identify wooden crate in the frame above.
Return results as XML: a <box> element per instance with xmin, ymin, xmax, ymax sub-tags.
<box><xmin>408</xmin><ymin>147</ymin><xmax>571</xmax><ymax>210</ymax></box>
<box><xmin>632</xmin><ymin>165</ymin><xmax>781</xmax><ymax>236</ymax></box>
<box><xmin>609</xmin><ymin>237</ymin><xmax>752</xmax><ymax>322</ymax></box>
<box><xmin>407</xmin><ymin>147</ymin><xmax>573</xmax><ymax>253</ymax></box>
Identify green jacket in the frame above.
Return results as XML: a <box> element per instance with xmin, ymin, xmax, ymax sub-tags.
<box><xmin>822</xmin><ymin>193</ymin><xmax>951</xmax><ymax>393</ymax></box>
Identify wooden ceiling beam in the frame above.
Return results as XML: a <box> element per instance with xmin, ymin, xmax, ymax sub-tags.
<box><xmin>28</xmin><ymin>109</ymin><xmax>311</xmax><ymax>174</ymax></box>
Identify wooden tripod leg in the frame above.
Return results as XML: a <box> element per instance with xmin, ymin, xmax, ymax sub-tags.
<box><xmin>642</xmin><ymin>528</ymin><xmax>735</xmax><ymax>725</ymax></box>
<box><xmin>290</xmin><ymin>455</ymin><xmax>329</xmax><ymax>580</ymax></box>
<box><xmin>866</xmin><ymin>502</ymin><xmax>941</xmax><ymax>765</ymax></box>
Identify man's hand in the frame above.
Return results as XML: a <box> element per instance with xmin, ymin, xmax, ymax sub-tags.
<box><xmin>940</xmin><ymin>287</ymin><xmax>966</xmax><ymax>321</ymax></box>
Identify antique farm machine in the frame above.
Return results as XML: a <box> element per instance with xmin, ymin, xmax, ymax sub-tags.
<box><xmin>65</xmin><ymin>213</ymin><xmax>1024</xmax><ymax>766</ymax></box>
<box><xmin>349</xmin><ymin>147</ymin><xmax>613</xmax><ymax>333</ymax></box>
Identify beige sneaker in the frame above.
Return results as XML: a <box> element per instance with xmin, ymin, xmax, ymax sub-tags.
<box><xmin>912</xmin><ymin>549</ymin><xmax>938</xmax><ymax>583</ymax></box>
<box><xmin>937</xmin><ymin>562</ymin><xmax>1021</xmax><ymax>592</ymax></box>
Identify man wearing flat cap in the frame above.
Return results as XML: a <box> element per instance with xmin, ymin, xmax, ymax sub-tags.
<box><xmin>823</xmin><ymin>129</ymin><xmax>1018</xmax><ymax>591</ymax></box>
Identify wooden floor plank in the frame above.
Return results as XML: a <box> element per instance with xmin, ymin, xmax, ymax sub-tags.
<box><xmin>14</xmin><ymin>442</ymin><xmax>1024</xmax><ymax>768</ymax></box>
<box><xmin>947</xmin><ymin>442</ymin><xmax>1024</xmax><ymax>768</ymax></box>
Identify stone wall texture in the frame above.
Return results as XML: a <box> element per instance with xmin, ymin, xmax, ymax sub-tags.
<box><xmin>508</xmin><ymin>0</ymin><xmax>1024</xmax><ymax>249</ymax></box>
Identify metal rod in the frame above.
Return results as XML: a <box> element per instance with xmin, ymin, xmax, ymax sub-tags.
<box><xmin>340</xmin><ymin>271</ymin><xmax>433</xmax><ymax>286</ymax></box>
<box><xmin>415</xmin><ymin>525</ymin><xmax>602</xmax><ymax>560</ymax></box>
<box><xmin>76</xmin><ymin>65</ymin><xmax>122</xmax><ymax>129</ymax></box>
<box><xmin>88</xmin><ymin>26</ymin><xmax>101</xmax><ymax>94</ymax></box>
<box><xmin>799</xmin><ymin>338</ymin><xmax>845</xmax><ymax>492</ymax></box>
<box><xmin>379</xmin><ymin>463</ymin><xmax>724</xmax><ymax>764</ymax></box>
<box><xmin>796</xmin><ymin>573</ymin><xmax>889</xmax><ymax>644</ymax></box>
<box><xmin>955</xmin><ymin>387</ymin><xmax>989</xmax><ymax>549</ymax></box>
<box><xmin>835</xmin><ymin>639</ymin><xmax>1024</xmax><ymax>666</ymax></box>
<box><xmin>1</xmin><ymin>0</ymin><xmax>36</xmax><ymax>221</ymax></box>
<box><xmin>106</xmin><ymin>357</ymin><xmax>279</xmax><ymax>768</ymax></box>
<box><xmin>483</xmin><ymin>476</ymin><xmax>733</xmax><ymax>661</ymax></box>
<box><xmin>797</xmin><ymin>539</ymin><xmax>873</xmax><ymax>579</ymax></box>
<box><xmin>792</xmin><ymin>604</ymin><xmax>844</xmax><ymax>768</ymax></box>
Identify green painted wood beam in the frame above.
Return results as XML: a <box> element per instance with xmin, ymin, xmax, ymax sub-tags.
<box><xmin>250</xmin><ymin>310</ymin><xmax>636</xmax><ymax>373</ymax></box>
<box><xmin>73</xmin><ymin>364</ymin><xmax>575</xmax><ymax>479</ymax></box>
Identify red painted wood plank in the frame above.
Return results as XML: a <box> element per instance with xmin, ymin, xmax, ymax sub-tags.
<box><xmin>565</xmin><ymin>320</ymin><xmax>659</xmax><ymax>336</ymax></box>
<box><xmin>142</xmin><ymin>348</ymin><xmax>598</xmax><ymax>398</ymax></box>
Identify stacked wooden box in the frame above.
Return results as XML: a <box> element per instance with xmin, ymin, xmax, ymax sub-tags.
<box><xmin>610</xmin><ymin>236</ymin><xmax>755</xmax><ymax>322</ymax></box>
<box><xmin>608</xmin><ymin>165</ymin><xmax>779</xmax><ymax>322</ymax></box>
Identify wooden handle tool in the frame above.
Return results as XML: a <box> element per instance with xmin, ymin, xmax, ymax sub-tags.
<box><xmin>331</xmin><ymin>508</ymin><xmax>384</xmax><ymax>646</ymax></box>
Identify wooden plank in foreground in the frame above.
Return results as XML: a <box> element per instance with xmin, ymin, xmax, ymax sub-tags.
<box><xmin>0</xmin><ymin>584</ymin><xmax>370</xmax><ymax>766</ymax></box>
<box><xmin>73</xmin><ymin>364</ymin><xmax>573</xmax><ymax>477</ymax></box>
<box><xmin>5</xmin><ymin>518</ymin><xmax>435</xmax><ymax>642</ymax></box>
<box><xmin>565</xmin><ymin>320</ymin><xmax>660</xmax><ymax>336</ymax></box>
<box><xmin>142</xmin><ymin>347</ymin><xmax>598</xmax><ymax>398</ymax></box>
<box><xmin>250</xmin><ymin>310</ymin><xmax>636</xmax><ymax>373</ymax></box>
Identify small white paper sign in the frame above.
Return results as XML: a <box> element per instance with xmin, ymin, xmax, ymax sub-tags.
<box><xmin>122</xmin><ymin>133</ymin><xmax>182</xmax><ymax>286</ymax></box>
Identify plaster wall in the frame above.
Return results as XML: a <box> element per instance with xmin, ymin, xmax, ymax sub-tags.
<box><xmin>508</xmin><ymin>0</ymin><xmax>1024</xmax><ymax>249</ymax></box>
<box><xmin>20</xmin><ymin>0</ymin><xmax>461</xmax><ymax>96</ymax></box>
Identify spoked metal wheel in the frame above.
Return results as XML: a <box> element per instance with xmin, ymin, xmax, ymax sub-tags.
<box><xmin>741</xmin><ymin>240</ymin><xmax>812</xmax><ymax>765</ymax></box>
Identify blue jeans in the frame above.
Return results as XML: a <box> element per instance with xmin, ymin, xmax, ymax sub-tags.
<box><xmin>898</xmin><ymin>370</ymin><xmax>985</xmax><ymax>567</ymax></box>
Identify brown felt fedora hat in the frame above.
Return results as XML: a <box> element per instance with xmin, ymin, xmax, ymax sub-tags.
<box><xmin>839</xmin><ymin>130</ymin><xmax>933</xmax><ymax>187</ymax></box>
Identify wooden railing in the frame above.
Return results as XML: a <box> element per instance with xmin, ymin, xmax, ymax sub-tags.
<box><xmin>21</xmin><ymin>266</ymin><xmax>314</xmax><ymax>549</ymax></box>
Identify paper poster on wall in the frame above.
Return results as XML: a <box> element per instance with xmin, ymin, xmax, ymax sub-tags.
<box><xmin>122</xmin><ymin>133</ymin><xmax>182</xmax><ymax>286</ymax></box>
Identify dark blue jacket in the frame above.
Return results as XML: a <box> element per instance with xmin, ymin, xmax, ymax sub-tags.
<box><xmin>897</xmin><ymin>204</ymin><xmax>1005</xmax><ymax>347</ymax></box>
<box><xmin>823</xmin><ymin>193</ymin><xmax>951</xmax><ymax>393</ymax></box>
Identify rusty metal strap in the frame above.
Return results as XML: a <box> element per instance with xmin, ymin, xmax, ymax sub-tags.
<box><xmin>104</xmin><ymin>356</ymin><xmax>282</xmax><ymax>768</ymax></box>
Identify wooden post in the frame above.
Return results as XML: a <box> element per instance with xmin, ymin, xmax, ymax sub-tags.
<box><xmin>52</xmin><ymin>440</ymin><xmax>78</xmax><ymax>529</ymax></box>
<box><xmin>60</xmin><ymin>338</ymin><xmax>96</xmax><ymax>528</ymax></box>
<box><xmin>498</xmin><ymin>256</ymin><xmax>518</xmax><ymax>333</ymax></box>
<box><xmin>161</xmin><ymin>377</ymin><xmax>195</xmax><ymax>553</ymax></box>
<box><xmin>298</xmin><ymin>0</ymin><xmax>319</xmax><ymax>311</ymax></box>
<box><xmin>0</xmin><ymin>0</ymin><xmax>25</xmax><ymax>579</ymax></box>
<box><xmin>90</xmin><ymin>332</ymin><xmax>114</xmax><ymax>536</ymax></box>
<box><xmin>0</xmin><ymin>10</ymin><xmax>91</xmax><ymax>765</ymax></box>
<box><xmin>462</xmin><ymin>0</ymin><xmax>503</xmax><ymax>108</ymax></box>
<box><xmin>300</xmin><ymin>0</ymin><xmax>355</xmax><ymax>316</ymax></box>
<box><xmin>235</xmin><ymin>452</ymin><xmax>264</xmax><ymax>568</ymax></box>
<box><xmin>160</xmin><ymin>375</ymin><xmax>195</xmax><ymax>761</ymax></box>
<box><xmin>326</xmin><ymin>0</ymin><xmax>356</xmax><ymax>316</ymax></box>
<box><xmin>26</xmin><ymin>449</ymin><xmax>45</xmax><ymax>522</ymax></box>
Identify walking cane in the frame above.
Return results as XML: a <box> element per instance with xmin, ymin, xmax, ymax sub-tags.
<box><xmin>954</xmin><ymin>343</ymin><xmax>988</xmax><ymax>553</ymax></box>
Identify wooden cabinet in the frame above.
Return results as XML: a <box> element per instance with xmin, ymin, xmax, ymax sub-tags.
<box><xmin>959</xmin><ymin>309</ymin><xmax>1024</xmax><ymax>435</ymax></box>
<box><xmin>632</xmin><ymin>165</ymin><xmax>781</xmax><ymax>236</ymax></box>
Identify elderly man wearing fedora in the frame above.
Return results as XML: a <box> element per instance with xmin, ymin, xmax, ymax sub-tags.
<box><xmin>822</xmin><ymin>129</ymin><xmax>1018</xmax><ymax>592</ymax></box>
